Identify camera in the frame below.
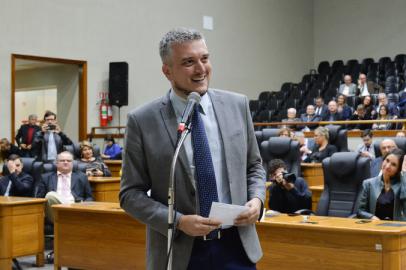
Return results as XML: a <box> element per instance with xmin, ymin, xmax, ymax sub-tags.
<box><xmin>282</xmin><ymin>171</ymin><xmax>296</xmax><ymax>183</ymax></box>
<box><xmin>48</xmin><ymin>124</ymin><xmax>56</xmax><ymax>130</ymax></box>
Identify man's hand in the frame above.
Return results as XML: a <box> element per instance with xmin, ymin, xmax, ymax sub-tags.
<box><xmin>6</xmin><ymin>161</ymin><xmax>16</xmax><ymax>174</ymax></box>
<box><xmin>177</xmin><ymin>215</ymin><xmax>221</xmax><ymax>237</ymax></box>
<box><xmin>20</xmin><ymin>144</ymin><xmax>27</xmax><ymax>149</ymax></box>
<box><xmin>234</xmin><ymin>198</ymin><xmax>262</xmax><ymax>226</ymax></box>
<box><xmin>54</xmin><ymin>123</ymin><xmax>61</xmax><ymax>133</ymax></box>
<box><xmin>41</xmin><ymin>124</ymin><xmax>48</xmax><ymax>133</ymax></box>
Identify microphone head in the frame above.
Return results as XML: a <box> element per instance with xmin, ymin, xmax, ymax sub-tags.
<box><xmin>187</xmin><ymin>92</ymin><xmax>202</xmax><ymax>105</ymax></box>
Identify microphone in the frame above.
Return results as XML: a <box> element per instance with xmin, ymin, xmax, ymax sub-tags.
<box><xmin>178</xmin><ymin>92</ymin><xmax>201</xmax><ymax>132</ymax></box>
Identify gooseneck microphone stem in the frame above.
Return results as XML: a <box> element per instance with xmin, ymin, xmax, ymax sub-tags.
<box><xmin>167</xmin><ymin>128</ymin><xmax>190</xmax><ymax>270</ymax></box>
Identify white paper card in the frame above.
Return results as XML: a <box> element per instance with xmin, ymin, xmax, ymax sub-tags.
<box><xmin>209</xmin><ymin>202</ymin><xmax>249</xmax><ymax>226</ymax></box>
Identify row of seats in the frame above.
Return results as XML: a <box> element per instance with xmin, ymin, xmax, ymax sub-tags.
<box><xmin>250</xmin><ymin>55</ymin><xmax>406</xmax><ymax>123</ymax></box>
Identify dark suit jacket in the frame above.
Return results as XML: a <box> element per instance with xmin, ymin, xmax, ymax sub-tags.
<box><xmin>322</xmin><ymin>111</ymin><xmax>343</xmax><ymax>121</ymax></box>
<box><xmin>32</xmin><ymin>131</ymin><xmax>73</xmax><ymax>161</ymax></box>
<box><xmin>314</xmin><ymin>105</ymin><xmax>328</xmax><ymax>119</ymax></box>
<box><xmin>0</xmin><ymin>172</ymin><xmax>34</xmax><ymax>197</ymax></box>
<box><xmin>299</xmin><ymin>114</ymin><xmax>320</xmax><ymax>130</ymax></box>
<box><xmin>36</xmin><ymin>171</ymin><xmax>93</xmax><ymax>202</ymax></box>
<box><xmin>15</xmin><ymin>124</ymin><xmax>41</xmax><ymax>146</ymax></box>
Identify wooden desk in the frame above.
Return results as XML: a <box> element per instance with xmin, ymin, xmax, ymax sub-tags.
<box><xmin>309</xmin><ymin>185</ymin><xmax>323</xmax><ymax>211</ymax></box>
<box><xmin>257</xmin><ymin>215</ymin><xmax>406</xmax><ymax>270</ymax></box>
<box><xmin>104</xmin><ymin>160</ymin><xmax>122</xmax><ymax>177</ymax></box>
<box><xmin>301</xmin><ymin>163</ymin><xmax>324</xmax><ymax>186</ymax></box>
<box><xmin>88</xmin><ymin>176</ymin><xmax>120</xmax><ymax>202</ymax></box>
<box><xmin>53</xmin><ymin>202</ymin><xmax>146</xmax><ymax>270</ymax></box>
<box><xmin>0</xmin><ymin>196</ymin><xmax>46</xmax><ymax>269</ymax></box>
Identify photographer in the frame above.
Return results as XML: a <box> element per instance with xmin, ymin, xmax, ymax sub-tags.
<box><xmin>268</xmin><ymin>159</ymin><xmax>312</xmax><ymax>213</ymax></box>
<box><xmin>32</xmin><ymin>111</ymin><xmax>73</xmax><ymax>163</ymax></box>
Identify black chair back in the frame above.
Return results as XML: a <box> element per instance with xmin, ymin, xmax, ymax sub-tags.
<box><xmin>317</xmin><ymin>152</ymin><xmax>370</xmax><ymax>217</ymax></box>
<box><xmin>260</xmin><ymin>137</ymin><xmax>301</xmax><ymax>177</ymax></box>
<box><xmin>325</xmin><ymin>125</ymin><xmax>349</xmax><ymax>152</ymax></box>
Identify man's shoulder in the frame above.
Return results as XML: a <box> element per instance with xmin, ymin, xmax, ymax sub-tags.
<box><xmin>209</xmin><ymin>88</ymin><xmax>247</xmax><ymax>100</ymax></box>
<box><xmin>127</xmin><ymin>95</ymin><xmax>166</xmax><ymax>119</ymax></box>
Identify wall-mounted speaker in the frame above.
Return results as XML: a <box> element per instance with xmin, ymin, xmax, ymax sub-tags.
<box><xmin>109</xmin><ymin>62</ymin><xmax>128</xmax><ymax>107</ymax></box>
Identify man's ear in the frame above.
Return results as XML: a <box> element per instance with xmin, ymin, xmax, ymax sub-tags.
<box><xmin>162</xmin><ymin>64</ymin><xmax>171</xmax><ymax>81</ymax></box>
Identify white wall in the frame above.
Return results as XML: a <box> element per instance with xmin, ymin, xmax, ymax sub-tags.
<box><xmin>0</xmin><ymin>0</ymin><xmax>314</xmax><ymax>139</ymax></box>
<box><xmin>314</xmin><ymin>0</ymin><xmax>406</xmax><ymax>65</ymax></box>
<box><xmin>15</xmin><ymin>65</ymin><xmax>79</xmax><ymax>141</ymax></box>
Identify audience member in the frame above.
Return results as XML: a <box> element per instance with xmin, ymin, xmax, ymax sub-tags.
<box><xmin>357</xmin><ymin>73</ymin><xmax>383</xmax><ymax>97</ymax></box>
<box><xmin>0</xmin><ymin>138</ymin><xmax>21</xmax><ymax>161</ymax></box>
<box><xmin>376</xmin><ymin>93</ymin><xmax>399</xmax><ymax>118</ymax></box>
<box><xmin>281</xmin><ymin>108</ymin><xmax>300</xmax><ymax>130</ymax></box>
<box><xmin>278</xmin><ymin>127</ymin><xmax>294</xmax><ymax>138</ymax></box>
<box><xmin>370</xmin><ymin>139</ymin><xmax>397</xmax><ymax>177</ymax></box>
<box><xmin>294</xmin><ymin>132</ymin><xmax>315</xmax><ymax>161</ymax></box>
<box><xmin>15</xmin><ymin>114</ymin><xmax>41</xmax><ymax>157</ymax></box>
<box><xmin>0</xmin><ymin>154</ymin><xmax>34</xmax><ymax>197</ymax></box>
<box><xmin>36</xmin><ymin>151</ymin><xmax>93</xmax><ymax>222</ymax></box>
<box><xmin>101</xmin><ymin>137</ymin><xmax>122</xmax><ymax>160</ymax></box>
<box><xmin>314</xmin><ymin>96</ymin><xmax>328</xmax><ymax>119</ymax></box>
<box><xmin>358</xmin><ymin>149</ymin><xmax>406</xmax><ymax>221</ymax></box>
<box><xmin>299</xmin><ymin>105</ymin><xmax>321</xmax><ymax>131</ymax></box>
<box><xmin>267</xmin><ymin>159</ymin><xmax>311</xmax><ymax>213</ymax></box>
<box><xmin>32</xmin><ymin>111</ymin><xmax>73</xmax><ymax>163</ymax></box>
<box><xmin>362</xmin><ymin>95</ymin><xmax>377</xmax><ymax>120</ymax></box>
<box><xmin>78</xmin><ymin>141</ymin><xmax>111</xmax><ymax>177</ymax></box>
<box><xmin>355</xmin><ymin>130</ymin><xmax>375</xmax><ymax>159</ymax></box>
<box><xmin>336</xmin><ymin>94</ymin><xmax>353</xmax><ymax>120</ymax></box>
<box><xmin>372</xmin><ymin>105</ymin><xmax>394</xmax><ymax>130</ymax></box>
<box><xmin>305</xmin><ymin>126</ymin><xmax>337</xmax><ymax>163</ymax></box>
<box><xmin>396</xmin><ymin>131</ymin><xmax>406</xmax><ymax>137</ymax></box>
<box><xmin>349</xmin><ymin>104</ymin><xmax>372</xmax><ymax>130</ymax></box>
<box><xmin>322</xmin><ymin>100</ymin><xmax>343</xmax><ymax>121</ymax></box>
<box><xmin>338</xmin><ymin>75</ymin><xmax>356</xmax><ymax>96</ymax></box>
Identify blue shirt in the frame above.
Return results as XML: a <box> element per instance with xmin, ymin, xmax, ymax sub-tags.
<box><xmin>170</xmin><ymin>89</ymin><xmax>231</xmax><ymax>204</ymax></box>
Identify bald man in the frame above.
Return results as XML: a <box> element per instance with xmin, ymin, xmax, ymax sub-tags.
<box><xmin>370</xmin><ymin>139</ymin><xmax>398</xmax><ymax>177</ymax></box>
<box><xmin>338</xmin><ymin>75</ymin><xmax>356</xmax><ymax>96</ymax></box>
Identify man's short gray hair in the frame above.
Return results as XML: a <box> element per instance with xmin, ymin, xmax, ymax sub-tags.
<box><xmin>28</xmin><ymin>114</ymin><xmax>37</xmax><ymax>120</ymax></box>
<box><xmin>159</xmin><ymin>28</ymin><xmax>204</xmax><ymax>63</ymax></box>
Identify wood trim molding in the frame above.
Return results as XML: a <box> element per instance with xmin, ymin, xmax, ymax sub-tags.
<box><xmin>11</xmin><ymin>54</ymin><xmax>88</xmax><ymax>141</ymax></box>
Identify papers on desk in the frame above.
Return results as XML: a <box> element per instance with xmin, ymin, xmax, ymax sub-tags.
<box><xmin>209</xmin><ymin>202</ymin><xmax>249</xmax><ymax>226</ymax></box>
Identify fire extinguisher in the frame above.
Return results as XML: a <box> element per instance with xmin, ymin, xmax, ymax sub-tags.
<box><xmin>100</xmin><ymin>99</ymin><xmax>108</xmax><ymax>127</ymax></box>
<box><xmin>107</xmin><ymin>103</ymin><xmax>113</xmax><ymax>122</ymax></box>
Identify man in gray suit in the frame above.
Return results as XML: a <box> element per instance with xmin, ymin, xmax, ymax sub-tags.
<box><xmin>338</xmin><ymin>75</ymin><xmax>357</xmax><ymax>96</ymax></box>
<box><xmin>120</xmin><ymin>28</ymin><xmax>266</xmax><ymax>270</ymax></box>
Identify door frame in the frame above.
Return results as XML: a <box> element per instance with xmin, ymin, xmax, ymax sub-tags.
<box><xmin>11</xmin><ymin>54</ymin><xmax>88</xmax><ymax>141</ymax></box>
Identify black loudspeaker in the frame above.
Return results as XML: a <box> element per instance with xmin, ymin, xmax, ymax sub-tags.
<box><xmin>109</xmin><ymin>62</ymin><xmax>128</xmax><ymax>107</ymax></box>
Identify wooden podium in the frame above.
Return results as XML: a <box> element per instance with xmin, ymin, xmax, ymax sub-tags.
<box><xmin>0</xmin><ymin>196</ymin><xmax>46</xmax><ymax>269</ymax></box>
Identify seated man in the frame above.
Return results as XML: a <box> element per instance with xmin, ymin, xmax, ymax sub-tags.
<box><xmin>349</xmin><ymin>104</ymin><xmax>372</xmax><ymax>130</ymax></box>
<box><xmin>299</xmin><ymin>105</ymin><xmax>321</xmax><ymax>131</ymax></box>
<box><xmin>0</xmin><ymin>154</ymin><xmax>34</xmax><ymax>197</ymax></box>
<box><xmin>355</xmin><ymin>129</ymin><xmax>375</xmax><ymax>160</ymax></box>
<box><xmin>281</xmin><ymin>108</ymin><xmax>300</xmax><ymax>130</ymax></box>
<box><xmin>268</xmin><ymin>159</ymin><xmax>311</xmax><ymax>213</ymax></box>
<box><xmin>322</xmin><ymin>100</ymin><xmax>343</xmax><ymax>121</ymax></box>
<box><xmin>338</xmin><ymin>74</ymin><xmax>357</xmax><ymax>96</ymax></box>
<box><xmin>36</xmin><ymin>151</ymin><xmax>93</xmax><ymax>222</ymax></box>
<box><xmin>370</xmin><ymin>139</ymin><xmax>397</xmax><ymax>177</ymax></box>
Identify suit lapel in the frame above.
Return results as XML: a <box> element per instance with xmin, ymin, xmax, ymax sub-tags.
<box><xmin>70</xmin><ymin>173</ymin><xmax>78</xmax><ymax>198</ymax></box>
<box><xmin>159</xmin><ymin>92</ymin><xmax>192</xmax><ymax>179</ymax></box>
<box><xmin>52</xmin><ymin>174</ymin><xmax>58</xmax><ymax>192</ymax></box>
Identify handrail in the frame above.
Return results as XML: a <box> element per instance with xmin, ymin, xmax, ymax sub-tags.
<box><xmin>254</xmin><ymin>119</ymin><xmax>406</xmax><ymax>128</ymax></box>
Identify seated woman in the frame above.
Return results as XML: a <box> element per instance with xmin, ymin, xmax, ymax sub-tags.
<box><xmin>372</xmin><ymin>105</ymin><xmax>394</xmax><ymax>130</ymax></box>
<box><xmin>78</xmin><ymin>141</ymin><xmax>111</xmax><ymax>177</ymax></box>
<box><xmin>278</xmin><ymin>127</ymin><xmax>294</xmax><ymax>138</ymax></box>
<box><xmin>336</xmin><ymin>94</ymin><xmax>353</xmax><ymax>120</ymax></box>
<box><xmin>358</xmin><ymin>149</ymin><xmax>406</xmax><ymax>221</ymax></box>
<box><xmin>304</xmin><ymin>126</ymin><xmax>337</xmax><ymax>163</ymax></box>
<box><xmin>101</xmin><ymin>137</ymin><xmax>122</xmax><ymax>160</ymax></box>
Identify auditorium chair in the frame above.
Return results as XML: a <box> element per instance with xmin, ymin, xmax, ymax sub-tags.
<box><xmin>260</xmin><ymin>137</ymin><xmax>301</xmax><ymax>177</ymax></box>
<box><xmin>325</xmin><ymin>125</ymin><xmax>349</xmax><ymax>152</ymax></box>
<box><xmin>316</xmin><ymin>152</ymin><xmax>370</xmax><ymax>217</ymax></box>
<box><xmin>255</xmin><ymin>128</ymin><xmax>280</xmax><ymax>149</ymax></box>
<box><xmin>373</xmin><ymin>137</ymin><xmax>406</xmax><ymax>158</ymax></box>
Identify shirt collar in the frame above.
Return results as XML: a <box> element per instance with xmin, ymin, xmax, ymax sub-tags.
<box><xmin>57</xmin><ymin>171</ymin><xmax>71</xmax><ymax>178</ymax></box>
<box><xmin>169</xmin><ymin>89</ymin><xmax>211</xmax><ymax>118</ymax></box>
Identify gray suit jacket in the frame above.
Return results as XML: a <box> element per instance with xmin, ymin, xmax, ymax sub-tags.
<box><xmin>338</xmin><ymin>83</ymin><xmax>357</xmax><ymax>96</ymax></box>
<box><xmin>120</xmin><ymin>89</ymin><xmax>266</xmax><ymax>270</ymax></box>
